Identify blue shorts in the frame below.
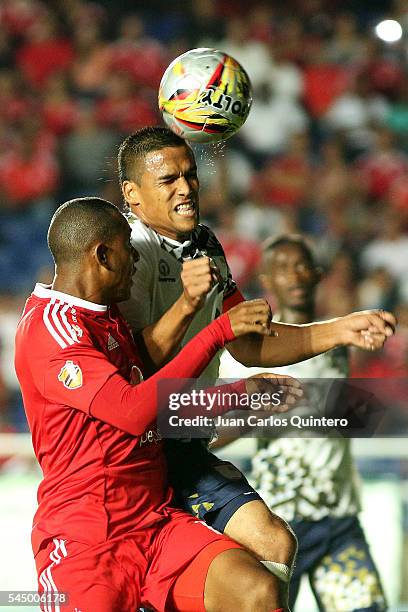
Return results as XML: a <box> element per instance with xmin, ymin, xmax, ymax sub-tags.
<box><xmin>165</xmin><ymin>439</ymin><xmax>262</xmax><ymax>532</ymax></box>
<box><xmin>290</xmin><ymin>515</ymin><xmax>387</xmax><ymax>612</ymax></box>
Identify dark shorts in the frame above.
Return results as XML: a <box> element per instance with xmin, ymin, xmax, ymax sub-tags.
<box><xmin>165</xmin><ymin>439</ymin><xmax>262</xmax><ymax>532</ymax></box>
<box><xmin>289</xmin><ymin>515</ymin><xmax>387</xmax><ymax>611</ymax></box>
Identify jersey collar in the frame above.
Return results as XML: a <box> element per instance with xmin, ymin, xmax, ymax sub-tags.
<box><xmin>126</xmin><ymin>211</ymin><xmax>202</xmax><ymax>261</ymax></box>
<box><xmin>33</xmin><ymin>283</ymin><xmax>108</xmax><ymax>312</ymax></box>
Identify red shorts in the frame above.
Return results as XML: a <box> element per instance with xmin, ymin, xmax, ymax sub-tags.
<box><xmin>35</xmin><ymin>508</ymin><xmax>241</xmax><ymax>611</ymax></box>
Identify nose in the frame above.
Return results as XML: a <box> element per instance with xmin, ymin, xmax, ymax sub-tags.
<box><xmin>285</xmin><ymin>266</ymin><xmax>302</xmax><ymax>282</ymax></box>
<box><xmin>176</xmin><ymin>175</ymin><xmax>193</xmax><ymax>196</ymax></box>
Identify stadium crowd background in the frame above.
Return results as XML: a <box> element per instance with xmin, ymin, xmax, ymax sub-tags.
<box><xmin>1</xmin><ymin>0</ymin><xmax>408</xmax><ymax>431</ymax></box>
<box><xmin>0</xmin><ymin>0</ymin><xmax>407</xmax><ymax>607</ymax></box>
<box><xmin>0</xmin><ymin>0</ymin><xmax>407</xmax><ymax>421</ymax></box>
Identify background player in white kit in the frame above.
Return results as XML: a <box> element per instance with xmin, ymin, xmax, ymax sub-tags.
<box><xmin>117</xmin><ymin>127</ymin><xmax>395</xmax><ymax>608</ymax></box>
<box><xmin>219</xmin><ymin>235</ymin><xmax>387</xmax><ymax>611</ymax></box>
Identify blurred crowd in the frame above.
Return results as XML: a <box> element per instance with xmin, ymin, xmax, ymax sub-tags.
<box><xmin>1</xmin><ymin>0</ymin><xmax>408</xmax><ymax>430</ymax></box>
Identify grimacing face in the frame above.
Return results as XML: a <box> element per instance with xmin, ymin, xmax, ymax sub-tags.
<box><xmin>262</xmin><ymin>243</ymin><xmax>319</xmax><ymax>310</ymax></box>
<box><xmin>122</xmin><ymin>145</ymin><xmax>200</xmax><ymax>241</ymax></box>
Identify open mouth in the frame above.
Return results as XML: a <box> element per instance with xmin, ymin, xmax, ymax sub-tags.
<box><xmin>174</xmin><ymin>202</ymin><xmax>196</xmax><ymax>217</ymax></box>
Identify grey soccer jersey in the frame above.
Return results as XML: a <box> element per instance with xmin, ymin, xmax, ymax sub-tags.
<box><xmin>219</xmin><ymin>347</ymin><xmax>361</xmax><ymax>522</ymax></box>
<box><xmin>120</xmin><ymin>214</ymin><xmax>242</xmax><ymax>384</ymax></box>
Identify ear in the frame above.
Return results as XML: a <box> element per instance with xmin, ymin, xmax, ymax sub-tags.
<box><xmin>95</xmin><ymin>243</ymin><xmax>111</xmax><ymax>270</ymax></box>
<box><xmin>122</xmin><ymin>180</ymin><xmax>141</xmax><ymax>208</ymax></box>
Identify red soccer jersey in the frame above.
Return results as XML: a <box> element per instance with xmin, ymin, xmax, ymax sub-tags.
<box><xmin>15</xmin><ymin>284</ymin><xmax>171</xmax><ymax>556</ymax></box>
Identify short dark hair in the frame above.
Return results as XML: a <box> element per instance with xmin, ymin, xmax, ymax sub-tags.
<box><xmin>48</xmin><ymin>197</ymin><xmax>126</xmax><ymax>266</ymax></box>
<box><xmin>117</xmin><ymin>126</ymin><xmax>189</xmax><ymax>186</ymax></box>
<box><xmin>262</xmin><ymin>234</ymin><xmax>315</xmax><ymax>265</ymax></box>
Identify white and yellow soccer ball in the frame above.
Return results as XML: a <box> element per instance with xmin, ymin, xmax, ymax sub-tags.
<box><xmin>158</xmin><ymin>47</ymin><xmax>253</xmax><ymax>144</ymax></box>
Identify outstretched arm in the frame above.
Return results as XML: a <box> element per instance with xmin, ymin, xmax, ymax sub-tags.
<box><xmin>227</xmin><ymin>310</ymin><xmax>396</xmax><ymax>367</ymax></box>
<box><xmin>90</xmin><ymin>302</ymin><xmax>274</xmax><ymax>435</ymax></box>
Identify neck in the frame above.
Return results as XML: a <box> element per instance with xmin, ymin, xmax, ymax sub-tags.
<box><xmin>52</xmin><ymin>271</ymin><xmax>106</xmax><ymax>305</ymax></box>
<box><xmin>276</xmin><ymin>305</ymin><xmax>314</xmax><ymax>324</ymax></box>
<box><xmin>160</xmin><ymin>229</ymin><xmax>192</xmax><ymax>243</ymax></box>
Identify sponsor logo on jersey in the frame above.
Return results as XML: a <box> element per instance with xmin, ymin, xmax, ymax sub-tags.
<box><xmin>72</xmin><ymin>323</ymin><xmax>83</xmax><ymax>338</ymax></box>
<box><xmin>140</xmin><ymin>427</ymin><xmax>162</xmax><ymax>446</ymax></box>
<box><xmin>58</xmin><ymin>360</ymin><xmax>83</xmax><ymax>389</ymax></box>
<box><xmin>107</xmin><ymin>333</ymin><xmax>119</xmax><ymax>351</ymax></box>
<box><xmin>159</xmin><ymin>258</ymin><xmax>176</xmax><ymax>282</ymax></box>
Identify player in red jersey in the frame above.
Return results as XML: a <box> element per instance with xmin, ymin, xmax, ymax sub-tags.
<box><xmin>15</xmin><ymin>197</ymin><xmax>295</xmax><ymax>612</ymax></box>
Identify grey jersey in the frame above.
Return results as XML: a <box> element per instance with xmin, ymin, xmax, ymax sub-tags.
<box><xmin>120</xmin><ymin>214</ymin><xmax>240</xmax><ymax>384</ymax></box>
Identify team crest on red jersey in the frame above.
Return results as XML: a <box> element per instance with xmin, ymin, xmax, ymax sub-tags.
<box><xmin>58</xmin><ymin>360</ymin><xmax>83</xmax><ymax>389</ymax></box>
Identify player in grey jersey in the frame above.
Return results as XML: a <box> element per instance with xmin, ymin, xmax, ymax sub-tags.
<box><xmin>117</xmin><ymin>126</ymin><xmax>395</xmax><ymax>609</ymax></box>
<box><xmin>220</xmin><ymin>235</ymin><xmax>387</xmax><ymax>611</ymax></box>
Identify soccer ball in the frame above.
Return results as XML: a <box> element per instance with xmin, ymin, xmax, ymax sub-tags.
<box><xmin>158</xmin><ymin>48</ymin><xmax>253</xmax><ymax>144</ymax></box>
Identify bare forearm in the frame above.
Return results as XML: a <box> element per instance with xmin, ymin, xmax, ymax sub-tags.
<box><xmin>227</xmin><ymin>319</ymin><xmax>344</xmax><ymax>367</ymax></box>
<box><xmin>141</xmin><ymin>294</ymin><xmax>196</xmax><ymax>368</ymax></box>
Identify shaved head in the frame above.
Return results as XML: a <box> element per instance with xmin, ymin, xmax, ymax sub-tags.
<box><xmin>48</xmin><ymin>197</ymin><xmax>127</xmax><ymax>266</ymax></box>
<box><xmin>262</xmin><ymin>235</ymin><xmax>315</xmax><ymax>268</ymax></box>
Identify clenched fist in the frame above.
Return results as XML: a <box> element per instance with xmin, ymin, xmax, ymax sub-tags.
<box><xmin>181</xmin><ymin>257</ymin><xmax>220</xmax><ymax>314</ymax></box>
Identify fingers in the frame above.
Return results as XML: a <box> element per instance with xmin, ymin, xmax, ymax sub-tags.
<box><xmin>353</xmin><ymin>330</ymin><xmax>387</xmax><ymax>351</ymax></box>
<box><xmin>182</xmin><ymin>256</ymin><xmax>217</xmax><ymax>279</ymax></box>
<box><xmin>366</xmin><ymin>314</ymin><xmax>395</xmax><ymax>336</ymax></box>
<box><xmin>228</xmin><ymin>299</ymin><xmax>275</xmax><ymax>338</ymax></box>
<box><xmin>246</xmin><ymin>374</ymin><xmax>304</xmax><ymax>413</ymax></box>
<box><xmin>356</xmin><ymin>310</ymin><xmax>396</xmax><ymax>336</ymax></box>
<box><xmin>345</xmin><ymin>310</ymin><xmax>396</xmax><ymax>349</ymax></box>
<box><xmin>378</xmin><ymin>309</ymin><xmax>397</xmax><ymax>330</ymax></box>
<box><xmin>181</xmin><ymin>257</ymin><xmax>219</xmax><ymax>304</ymax></box>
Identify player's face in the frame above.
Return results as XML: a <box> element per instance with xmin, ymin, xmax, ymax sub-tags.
<box><xmin>126</xmin><ymin>145</ymin><xmax>200</xmax><ymax>241</ymax></box>
<box><xmin>106</xmin><ymin>225</ymin><xmax>139</xmax><ymax>302</ymax></box>
<box><xmin>262</xmin><ymin>244</ymin><xmax>319</xmax><ymax>310</ymax></box>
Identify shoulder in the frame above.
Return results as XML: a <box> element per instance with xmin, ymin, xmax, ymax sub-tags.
<box><xmin>129</xmin><ymin>217</ymin><xmax>159</xmax><ymax>248</ymax></box>
<box><xmin>17</xmin><ymin>299</ymin><xmax>93</xmax><ymax>355</ymax></box>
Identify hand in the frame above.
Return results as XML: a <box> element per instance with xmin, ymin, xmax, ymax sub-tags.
<box><xmin>336</xmin><ymin>310</ymin><xmax>396</xmax><ymax>350</ymax></box>
<box><xmin>227</xmin><ymin>299</ymin><xmax>275</xmax><ymax>338</ymax></box>
<box><xmin>245</xmin><ymin>373</ymin><xmax>303</xmax><ymax>413</ymax></box>
<box><xmin>181</xmin><ymin>257</ymin><xmax>220</xmax><ymax>314</ymax></box>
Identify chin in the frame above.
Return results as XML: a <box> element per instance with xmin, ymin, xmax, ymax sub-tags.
<box><xmin>289</xmin><ymin>299</ymin><xmax>310</xmax><ymax>310</ymax></box>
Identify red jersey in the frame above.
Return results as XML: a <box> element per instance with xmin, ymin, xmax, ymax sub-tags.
<box><xmin>15</xmin><ymin>284</ymin><xmax>170</xmax><ymax>556</ymax></box>
<box><xmin>15</xmin><ymin>284</ymin><xmax>237</xmax><ymax>558</ymax></box>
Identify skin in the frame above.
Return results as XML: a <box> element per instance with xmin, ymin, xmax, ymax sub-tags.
<box><xmin>49</xmin><ymin>207</ymin><xmax>290</xmax><ymax>610</ymax></box>
<box><xmin>122</xmin><ymin>145</ymin><xmax>200</xmax><ymax>241</ymax></box>
<box><xmin>260</xmin><ymin>243</ymin><xmax>320</xmax><ymax>325</ymax></box>
<box><xmin>121</xmin><ymin>143</ymin><xmax>396</xmax><ymax>610</ymax></box>
<box><xmin>52</xmin><ymin>217</ymin><xmax>138</xmax><ymax>305</ymax></box>
<box><xmin>122</xmin><ymin>144</ymin><xmax>396</xmax><ymax>371</ymax></box>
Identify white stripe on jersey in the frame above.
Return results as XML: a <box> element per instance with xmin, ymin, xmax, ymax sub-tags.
<box><xmin>43</xmin><ymin>300</ymin><xmax>67</xmax><ymax>349</ymax></box>
<box><xmin>51</xmin><ymin>302</ymin><xmax>76</xmax><ymax>347</ymax></box>
<box><xmin>60</xmin><ymin>303</ymin><xmax>80</xmax><ymax>343</ymax></box>
<box><xmin>43</xmin><ymin>299</ymin><xmax>79</xmax><ymax>349</ymax></box>
<box><xmin>39</xmin><ymin>539</ymin><xmax>67</xmax><ymax>612</ymax></box>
